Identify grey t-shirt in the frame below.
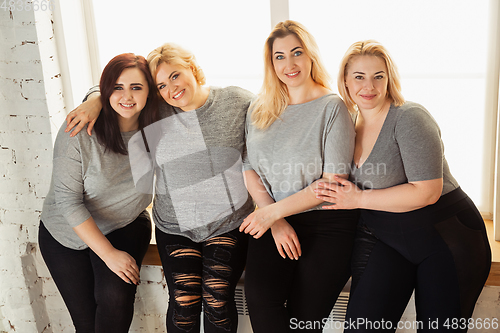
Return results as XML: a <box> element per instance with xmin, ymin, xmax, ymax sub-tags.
<box><xmin>41</xmin><ymin>124</ymin><xmax>153</xmax><ymax>250</ymax></box>
<box><xmin>128</xmin><ymin>86</ymin><xmax>255</xmax><ymax>242</ymax></box>
<box><xmin>350</xmin><ymin>101</ymin><xmax>459</xmax><ymax>195</ymax></box>
<box><xmin>244</xmin><ymin>93</ymin><xmax>355</xmax><ymax>207</ymax></box>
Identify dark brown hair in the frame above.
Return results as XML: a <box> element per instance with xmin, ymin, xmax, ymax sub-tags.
<box><xmin>94</xmin><ymin>53</ymin><xmax>159</xmax><ymax>155</ymax></box>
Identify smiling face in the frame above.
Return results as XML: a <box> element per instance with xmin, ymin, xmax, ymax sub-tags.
<box><xmin>344</xmin><ymin>55</ymin><xmax>389</xmax><ymax>112</ymax></box>
<box><xmin>272</xmin><ymin>34</ymin><xmax>313</xmax><ymax>89</ymax></box>
<box><xmin>155</xmin><ymin>62</ymin><xmax>205</xmax><ymax>111</ymax></box>
<box><xmin>109</xmin><ymin>67</ymin><xmax>149</xmax><ymax>131</ymax></box>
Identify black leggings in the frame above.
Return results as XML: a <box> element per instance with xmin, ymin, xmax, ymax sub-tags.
<box><xmin>345</xmin><ymin>187</ymin><xmax>491</xmax><ymax>332</ymax></box>
<box><xmin>38</xmin><ymin>215</ymin><xmax>151</xmax><ymax>333</ymax></box>
<box><xmin>155</xmin><ymin>227</ymin><xmax>248</xmax><ymax>333</ymax></box>
<box><xmin>245</xmin><ymin>209</ymin><xmax>359</xmax><ymax>333</ymax></box>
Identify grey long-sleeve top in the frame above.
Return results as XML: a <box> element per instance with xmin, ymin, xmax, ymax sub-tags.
<box><xmin>128</xmin><ymin>86</ymin><xmax>255</xmax><ymax>242</ymax></box>
<box><xmin>40</xmin><ymin>124</ymin><xmax>152</xmax><ymax>250</ymax></box>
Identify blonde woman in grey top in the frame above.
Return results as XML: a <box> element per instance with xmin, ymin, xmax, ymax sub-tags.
<box><xmin>316</xmin><ymin>40</ymin><xmax>491</xmax><ymax>332</ymax></box>
<box><xmin>239</xmin><ymin>21</ymin><xmax>359</xmax><ymax>333</ymax></box>
<box><xmin>39</xmin><ymin>53</ymin><xmax>159</xmax><ymax>332</ymax></box>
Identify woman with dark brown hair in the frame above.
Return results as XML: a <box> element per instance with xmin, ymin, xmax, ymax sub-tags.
<box><xmin>38</xmin><ymin>53</ymin><xmax>159</xmax><ymax>333</ymax></box>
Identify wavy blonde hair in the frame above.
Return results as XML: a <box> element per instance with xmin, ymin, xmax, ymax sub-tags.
<box><xmin>147</xmin><ymin>43</ymin><xmax>206</xmax><ymax>85</ymax></box>
<box><xmin>337</xmin><ymin>40</ymin><xmax>404</xmax><ymax>113</ymax></box>
<box><xmin>251</xmin><ymin>20</ymin><xmax>331</xmax><ymax>129</ymax></box>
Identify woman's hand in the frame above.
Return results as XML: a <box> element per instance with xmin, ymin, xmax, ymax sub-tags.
<box><xmin>72</xmin><ymin>218</ymin><xmax>141</xmax><ymax>285</ymax></box>
<box><xmin>271</xmin><ymin>219</ymin><xmax>301</xmax><ymax>260</ymax></box>
<box><xmin>315</xmin><ymin>175</ymin><xmax>363</xmax><ymax>210</ymax></box>
<box><xmin>101</xmin><ymin>248</ymin><xmax>140</xmax><ymax>285</ymax></box>
<box><xmin>65</xmin><ymin>93</ymin><xmax>102</xmax><ymax>137</ymax></box>
<box><xmin>239</xmin><ymin>204</ymin><xmax>280</xmax><ymax>239</ymax></box>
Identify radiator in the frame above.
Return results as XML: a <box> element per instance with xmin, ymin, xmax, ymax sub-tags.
<box><xmin>234</xmin><ymin>283</ymin><xmax>350</xmax><ymax>333</ymax></box>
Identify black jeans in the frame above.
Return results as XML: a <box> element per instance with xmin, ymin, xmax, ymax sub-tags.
<box><xmin>155</xmin><ymin>227</ymin><xmax>248</xmax><ymax>333</ymax></box>
<box><xmin>345</xmin><ymin>188</ymin><xmax>492</xmax><ymax>332</ymax></box>
<box><xmin>38</xmin><ymin>214</ymin><xmax>151</xmax><ymax>333</ymax></box>
<box><xmin>245</xmin><ymin>209</ymin><xmax>359</xmax><ymax>333</ymax></box>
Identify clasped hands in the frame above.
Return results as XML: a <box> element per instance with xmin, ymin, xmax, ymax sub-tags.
<box><xmin>314</xmin><ymin>175</ymin><xmax>363</xmax><ymax>210</ymax></box>
<box><xmin>239</xmin><ymin>205</ymin><xmax>301</xmax><ymax>260</ymax></box>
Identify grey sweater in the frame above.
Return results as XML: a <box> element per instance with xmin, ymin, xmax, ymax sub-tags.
<box><xmin>41</xmin><ymin>124</ymin><xmax>152</xmax><ymax>250</ymax></box>
<box><xmin>244</xmin><ymin>93</ymin><xmax>355</xmax><ymax>206</ymax></box>
<box><xmin>128</xmin><ymin>86</ymin><xmax>255</xmax><ymax>242</ymax></box>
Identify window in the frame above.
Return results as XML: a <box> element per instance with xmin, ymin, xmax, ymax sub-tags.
<box><xmin>91</xmin><ymin>0</ymin><xmax>272</xmax><ymax>94</ymax></box>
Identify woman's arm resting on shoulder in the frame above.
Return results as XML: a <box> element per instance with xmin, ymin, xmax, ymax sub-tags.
<box><xmin>241</xmin><ymin>169</ymin><xmax>301</xmax><ymax>259</ymax></box>
<box><xmin>316</xmin><ymin>176</ymin><xmax>443</xmax><ymax>212</ymax></box>
<box><xmin>73</xmin><ymin>218</ymin><xmax>141</xmax><ymax>285</ymax></box>
<box><xmin>65</xmin><ymin>91</ymin><xmax>102</xmax><ymax>137</ymax></box>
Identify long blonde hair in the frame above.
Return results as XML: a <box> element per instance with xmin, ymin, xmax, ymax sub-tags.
<box><xmin>337</xmin><ymin>40</ymin><xmax>404</xmax><ymax>113</ymax></box>
<box><xmin>251</xmin><ymin>20</ymin><xmax>331</xmax><ymax>129</ymax></box>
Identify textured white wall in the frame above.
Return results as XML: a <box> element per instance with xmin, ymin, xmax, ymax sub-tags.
<box><xmin>0</xmin><ymin>7</ymin><xmax>53</xmax><ymax>333</ymax></box>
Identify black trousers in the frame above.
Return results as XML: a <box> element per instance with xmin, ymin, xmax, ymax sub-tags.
<box><xmin>345</xmin><ymin>187</ymin><xmax>491</xmax><ymax>332</ymax></box>
<box><xmin>155</xmin><ymin>227</ymin><xmax>248</xmax><ymax>333</ymax></box>
<box><xmin>38</xmin><ymin>214</ymin><xmax>151</xmax><ymax>333</ymax></box>
<box><xmin>245</xmin><ymin>209</ymin><xmax>359</xmax><ymax>333</ymax></box>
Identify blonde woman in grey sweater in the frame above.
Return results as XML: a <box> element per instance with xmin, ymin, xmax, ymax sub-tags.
<box><xmin>240</xmin><ymin>21</ymin><xmax>358</xmax><ymax>333</ymax></box>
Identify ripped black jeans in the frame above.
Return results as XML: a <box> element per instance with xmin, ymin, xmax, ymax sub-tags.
<box><xmin>155</xmin><ymin>227</ymin><xmax>248</xmax><ymax>333</ymax></box>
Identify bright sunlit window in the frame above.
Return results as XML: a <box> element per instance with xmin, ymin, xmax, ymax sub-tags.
<box><xmin>91</xmin><ymin>0</ymin><xmax>271</xmax><ymax>94</ymax></box>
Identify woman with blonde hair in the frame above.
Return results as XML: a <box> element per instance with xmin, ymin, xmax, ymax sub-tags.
<box><xmin>316</xmin><ymin>40</ymin><xmax>491</xmax><ymax>331</ymax></box>
<box><xmin>66</xmin><ymin>43</ymin><xmax>254</xmax><ymax>333</ymax></box>
<box><xmin>240</xmin><ymin>20</ymin><xmax>358</xmax><ymax>332</ymax></box>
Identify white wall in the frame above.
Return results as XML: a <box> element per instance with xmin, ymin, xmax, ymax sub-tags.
<box><xmin>0</xmin><ymin>7</ymin><xmax>53</xmax><ymax>333</ymax></box>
